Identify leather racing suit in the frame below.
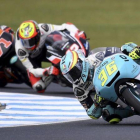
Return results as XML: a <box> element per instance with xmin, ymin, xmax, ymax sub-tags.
<box><xmin>15</xmin><ymin>22</ymin><xmax>83</xmax><ymax>92</ymax></box>
<box><xmin>73</xmin><ymin>46</ymin><xmax>137</xmax><ymax>124</ymax></box>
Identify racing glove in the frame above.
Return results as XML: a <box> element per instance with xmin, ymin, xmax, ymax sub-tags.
<box><xmin>28</xmin><ymin>66</ymin><xmax>59</xmax><ymax>78</ymax></box>
<box><xmin>121</xmin><ymin>42</ymin><xmax>138</xmax><ymax>55</ymax></box>
<box><xmin>43</xmin><ymin>66</ymin><xmax>59</xmax><ymax>76</ymax></box>
<box><xmin>129</xmin><ymin>47</ymin><xmax>140</xmax><ymax>60</ymax></box>
<box><xmin>94</xmin><ymin>94</ymin><xmax>105</xmax><ymax>107</ymax></box>
<box><xmin>77</xmin><ymin>31</ymin><xmax>87</xmax><ymax>40</ymax></box>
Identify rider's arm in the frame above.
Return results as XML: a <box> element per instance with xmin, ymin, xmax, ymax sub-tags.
<box><xmin>73</xmin><ymin>84</ymin><xmax>102</xmax><ymax>119</ymax></box>
<box><xmin>15</xmin><ymin>38</ymin><xmax>32</xmax><ymax>69</ymax></box>
<box><xmin>15</xmin><ymin>38</ymin><xmax>59</xmax><ymax>78</ymax></box>
<box><xmin>121</xmin><ymin>42</ymin><xmax>140</xmax><ymax>61</ymax></box>
<box><xmin>73</xmin><ymin>84</ymin><xmax>93</xmax><ymax>110</ymax></box>
<box><xmin>39</xmin><ymin>23</ymin><xmax>79</xmax><ymax>35</ymax></box>
<box><xmin>121</xmin><ymin>42</ymin><xmax>138</xmax><ymax>55</ymax></box>
<box><xmin>15</xmin><ymin>31</ymin><xmax>46</xmax><ymax>77</ymax></box>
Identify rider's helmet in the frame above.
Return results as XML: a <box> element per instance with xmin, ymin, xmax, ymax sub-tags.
<box><xmin>18</xmin><ymin>20</ymin><xmax>41</xmax><ymax>51</ymax></box>
<box><xmin>60</xmin><ymin>50</ymin><xmax>90</xmax><ymax>84</ymax></box>
<box><xmin>0</xmin><ymin>25</ymin><xmax>14</xmax><ymax>35</ymax></box>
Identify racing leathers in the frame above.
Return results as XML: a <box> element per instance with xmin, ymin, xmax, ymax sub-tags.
<box><xmin>15</xmin><ymin>22</ymin><xmax>83</xmax><ymax>93</ymax></box>
<box><xmin>73</xmin><ymin>46</ymin><xmax>136</xmax><ymax>124</ymax></box>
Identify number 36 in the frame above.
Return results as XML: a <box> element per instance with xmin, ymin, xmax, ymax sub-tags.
<box><xmin>98</xmin><ymin>61</ymin><xmax>118</xmax><ymax>86</ymax></box>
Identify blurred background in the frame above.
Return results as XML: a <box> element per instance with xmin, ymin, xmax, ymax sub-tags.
<box><xmin>1</xmin><ymin>0</ymin><xmax>140</xmax><ymax>49</ymax></box>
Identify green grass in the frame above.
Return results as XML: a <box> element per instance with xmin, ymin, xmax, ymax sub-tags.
<box><xmin>1</xmin><ymin>0</ymin><xmax>140</xmax><ymax>67</ymax></box>
<box><xmin>1</xmin><ymin>0</ymin><xmax>140</xmax><ymax>47</ymax></box>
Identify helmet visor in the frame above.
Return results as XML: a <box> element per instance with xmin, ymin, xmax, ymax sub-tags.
<box><xmin>63</xmin><ymin>59</ymin><xmax>82</xmax><ymax>83</ymax></box>
<box><xmin>21</xmin><ymin>33</ymin><xmax>40</xmax><ymax>50</ymax></box>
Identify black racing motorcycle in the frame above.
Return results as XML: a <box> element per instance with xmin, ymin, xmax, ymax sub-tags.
<box><xmin>0</xmin><ymin>30</ymin><xmax>31</xmax><ymax>87</ymax></box>
<box><xmin>44</xmin><ymin>30</ymin><xmax>90</xmax><ymax>87</ymax></box>
<box><xmin>0</xmin><ymin>29</ymin><xmax>90</xmax><ymax>88</ymax></box>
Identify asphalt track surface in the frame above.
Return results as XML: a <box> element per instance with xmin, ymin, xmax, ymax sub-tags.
<box><xmin>0</xmin><ymin>83</ymin><xmax>140</xmax><ymax>140</ymax></box>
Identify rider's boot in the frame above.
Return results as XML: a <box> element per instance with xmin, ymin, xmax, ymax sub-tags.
<box><xmin>87</xmin><ymin>103</ymin><xmax>102</xmax><ymax>119</ymax></box>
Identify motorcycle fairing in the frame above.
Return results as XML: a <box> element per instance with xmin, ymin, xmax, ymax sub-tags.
<box><xmin>93</xmin><ymin>53</ymin><xmax>140</xmax><ymax>102</ymax></box>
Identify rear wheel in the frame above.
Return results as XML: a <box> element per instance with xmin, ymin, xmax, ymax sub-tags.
<box><xmin>122</xmin><ymin>88</ymin><xmax>140</xmax><ymax>114</ymax></box>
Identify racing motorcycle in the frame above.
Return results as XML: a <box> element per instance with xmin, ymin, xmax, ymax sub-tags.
<box><xmin>44</xmin><ymin>30</ymin><xmax>90</xmax><ymax>87</ymax></box>
<box><xmin>0</xmin><ymin>30</ymin><xmax>31</xmax><ymax>87</ymax></box>
<box><xmin>93</xmin><ymin>47</ymin><xmax>140</xmax><ymax>114</ymax></box>
<box><xmin>0</xmin><ymin>29</ymin><xmax>90</xmax><ymax>89</ymax></box>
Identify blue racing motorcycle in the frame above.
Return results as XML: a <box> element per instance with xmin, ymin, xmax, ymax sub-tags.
<box><xmin>93</xmin><ymin>52</ymin><xmax>140</xmax><ymax>114</ymax></box>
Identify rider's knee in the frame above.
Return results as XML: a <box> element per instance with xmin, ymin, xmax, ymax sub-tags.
<box><xmin>32</xmin><ymin>81</ymin><xmax>46</xmax><ymax>93</ymax></box>
<box><xmin>28</xmin><ymin>71</ymin><xmax>46</xmax><ymax>93</ymax></box>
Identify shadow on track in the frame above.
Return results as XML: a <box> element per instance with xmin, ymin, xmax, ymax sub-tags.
<box><xmin>0</xmin><ymin>83</ymin><xmax>74</xmax><ymax>98</ymax></box>
<box><xmin>1</xmin><ymin>84</ymin><xmax>140</xmax><ymax>140</ymax></box>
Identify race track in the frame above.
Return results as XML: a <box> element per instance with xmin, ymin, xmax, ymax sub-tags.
<box><xmin>0</xmin><ymin>83</ymin><xmax>140</xmax><ymax>140</ymax></box>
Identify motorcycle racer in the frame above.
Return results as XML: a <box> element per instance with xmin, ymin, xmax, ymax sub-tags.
<box><xmin>15</xmin><ymin>20</ymin><xmax>87</xmax><ymax>93</ymax></box>
<box><xmin>0</xmin><ymin>25</ymin><xmax>15</xmax><ymax>85</ymax></box>
<box><xmin>0</xmin><ymin>25</ymin><xmax>14</xmax><ymax>35</ymax></box>
<box><xmin>60</xmin><ymin>45</ymin><xmax>138</xmax><ymax>124</ymax></box>
<box><xmin>0</xmin><ymin>25</ymin><xmax>14</xmax><ymax>110</ymax></box>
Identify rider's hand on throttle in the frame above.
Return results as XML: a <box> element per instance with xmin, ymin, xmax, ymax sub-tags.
<box><xmin>43</xmin><ymin>66</ymin><xmax>59</xmax><ymax>76</ymax></box>
<box><xmin>121</xmin><ymin>42</ymin><xmax>138</xmax><ymax>54</ymax></box>
<box><xmin>129</xmin><ymin>47</ymin><xmax>140</xmax><ymax>59</ymax></box>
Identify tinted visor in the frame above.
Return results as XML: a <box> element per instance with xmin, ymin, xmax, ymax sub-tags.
<box><xmin>21</xmin><ymin>33</ymin><xmax>40</xmax><ymax>49</ymax></box>
<box><xmin>64</xmin><ymin>59</ymin><xmax>83</xmax><ymax>83</ymax></box>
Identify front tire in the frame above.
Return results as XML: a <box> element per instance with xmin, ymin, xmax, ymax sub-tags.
<box><xmin>122</xmin><ymin>88</ymin><xmax>140</xmax><ymax>114</ymax></box>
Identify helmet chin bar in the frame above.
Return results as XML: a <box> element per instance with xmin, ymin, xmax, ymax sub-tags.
<box><xmin>73</xmin><ymin>78</ymin><xmax>81</xmax><ymax>85</ymax></box>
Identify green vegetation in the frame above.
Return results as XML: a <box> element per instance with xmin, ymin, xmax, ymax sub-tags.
<box><xmin>1</xmin><ymin>0</ymin><xmax>140</xmax><ymax>67</ymax></box>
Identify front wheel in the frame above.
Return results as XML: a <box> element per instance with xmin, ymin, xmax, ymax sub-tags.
<box><xmin>122</xmin><ymin>88</ymin><xmax>140</xmax><ymax>114</ymax></box>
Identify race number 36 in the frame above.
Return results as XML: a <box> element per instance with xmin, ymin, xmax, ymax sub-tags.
<box><xmin>0</xmin><ymin>38</ymin><xmax>12</xmax><ymax>57</ymax></box>
<box><xmin>98</xmin><ymin>61</ymin><xmax>118</xmax><ymax>86</ymax></box>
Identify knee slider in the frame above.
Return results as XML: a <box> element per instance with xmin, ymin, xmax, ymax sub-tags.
<box><xmin>32</xmin><ymin>83</ymin><xmax>46</xmax><ymax>93</ymax></box>
<box><xmin>31</xmin><ymin>77</ymin><xmax>46</xmax><ymax>93</ymax></box>
<box><xmin>36</xmin><ymin>84</ymin><xmax>43</xmax><ymax>91</ymax></box>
